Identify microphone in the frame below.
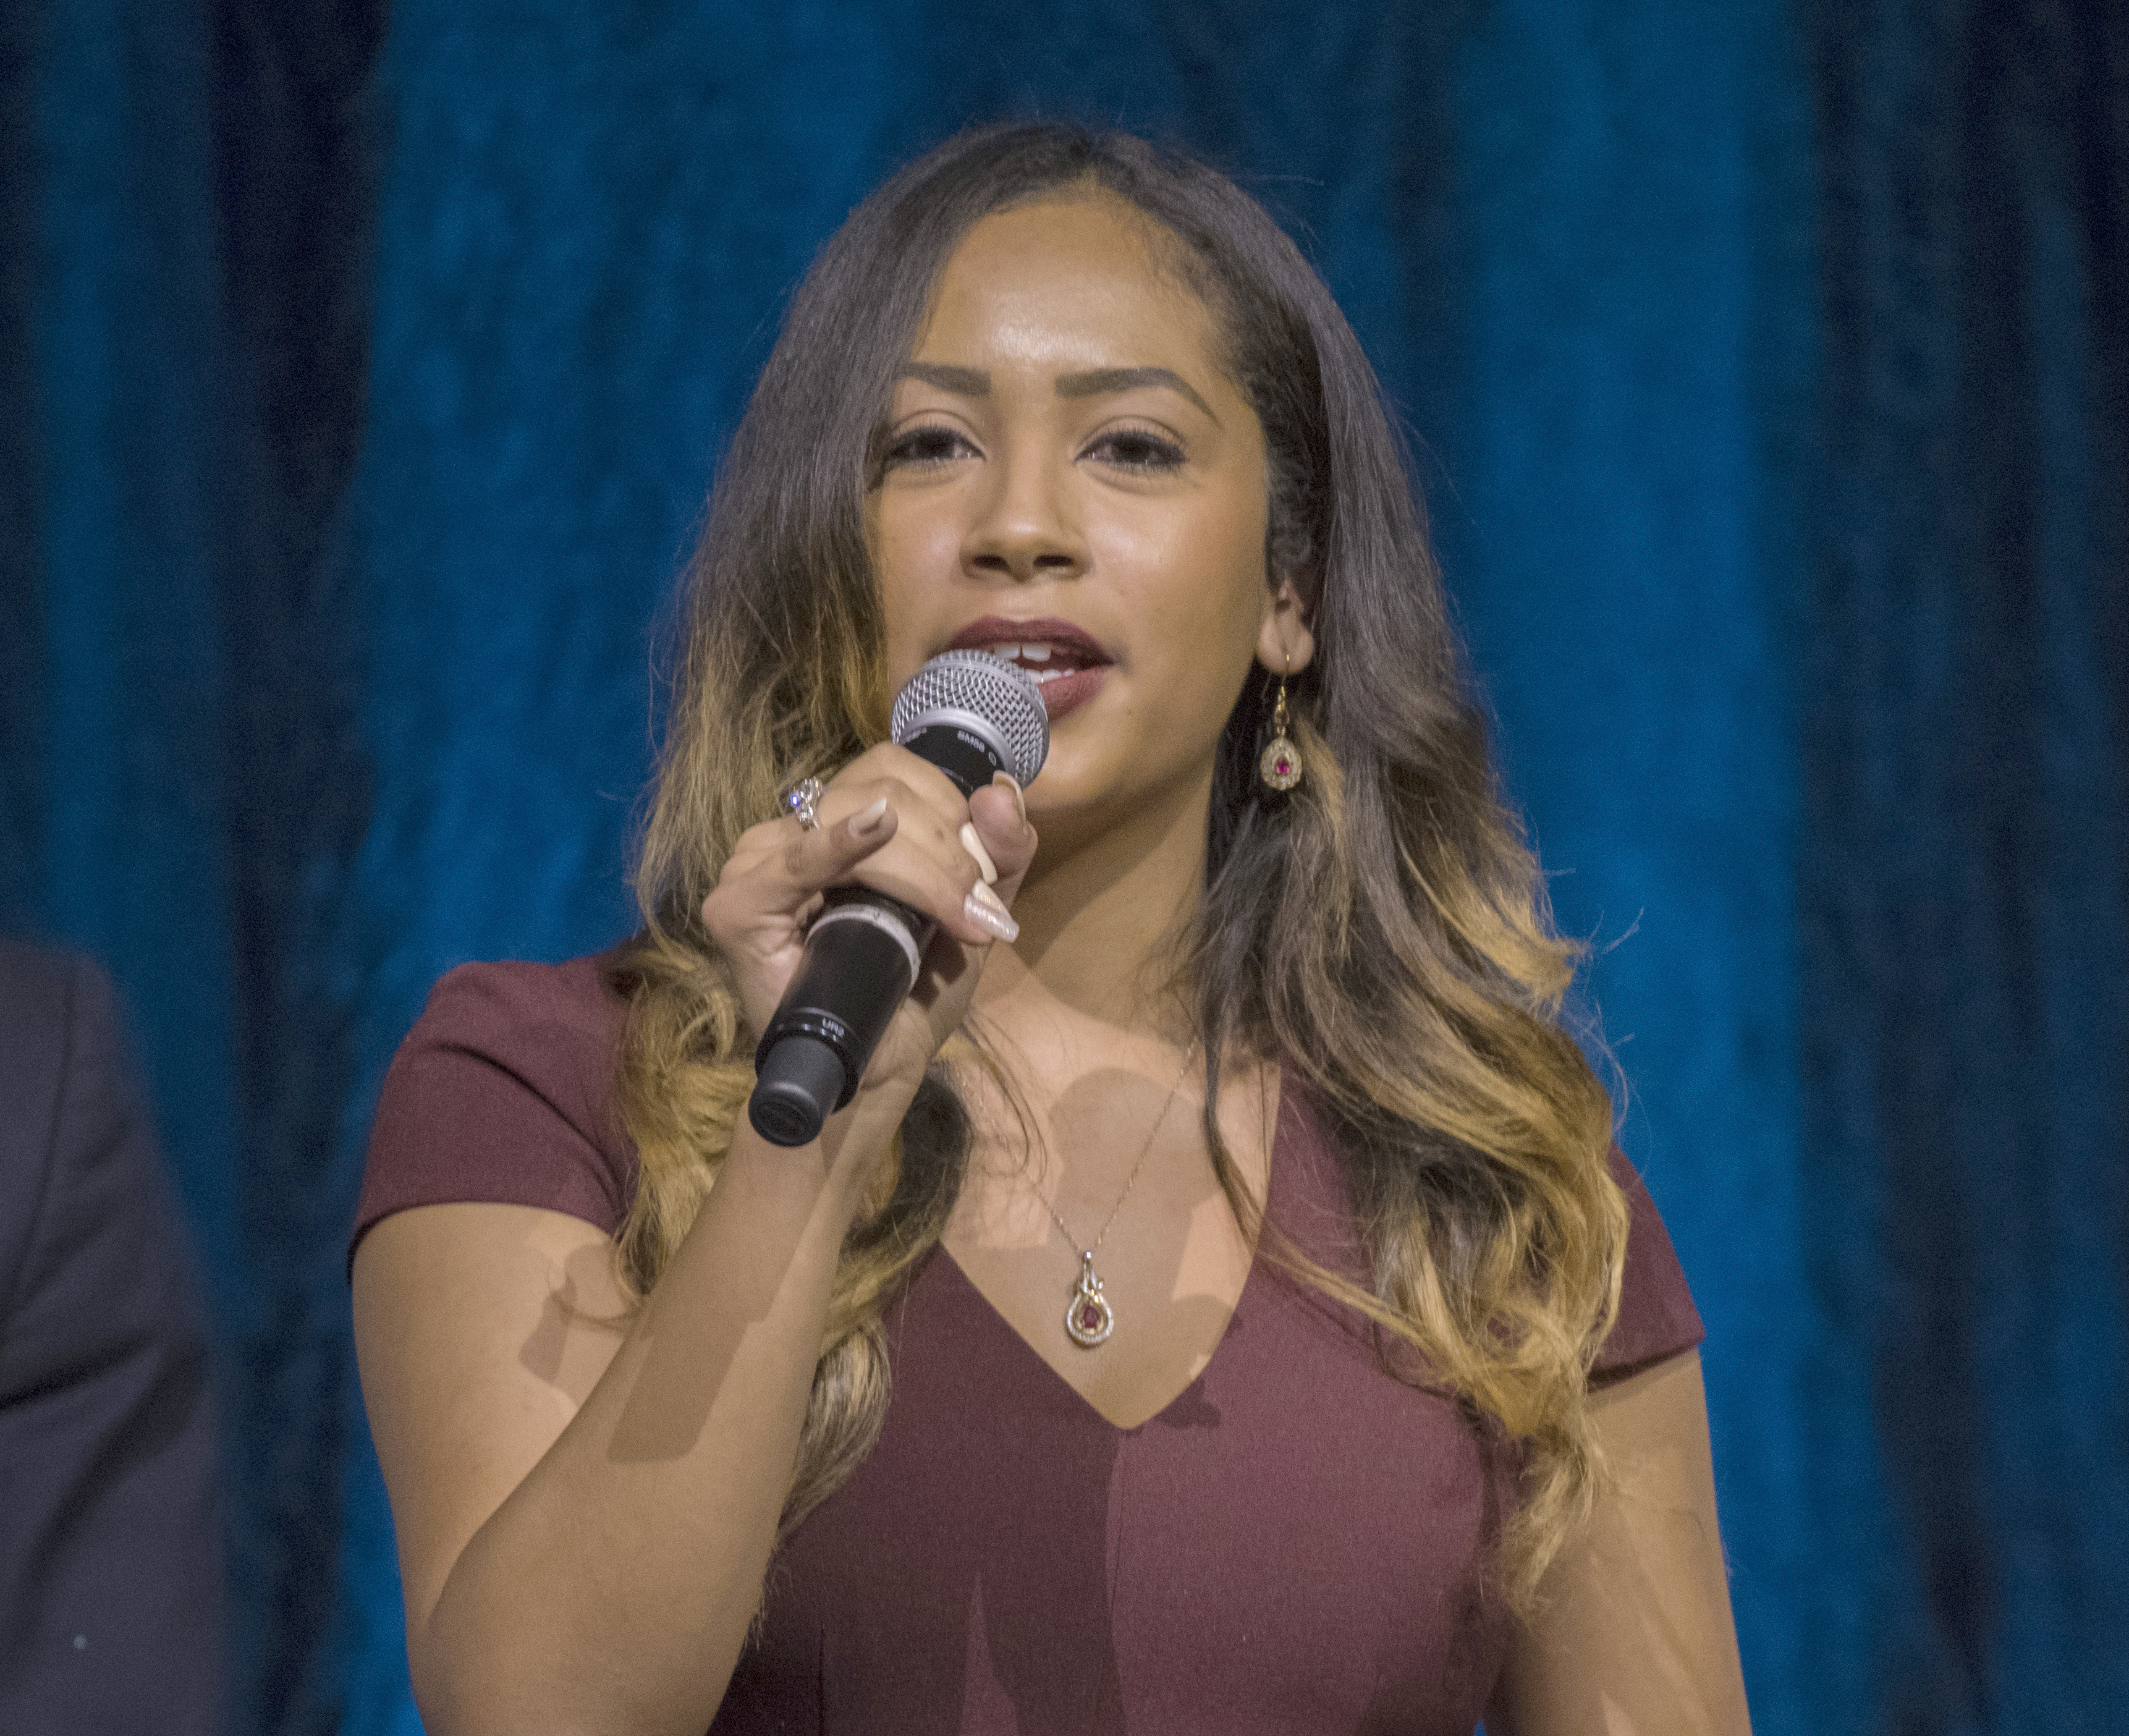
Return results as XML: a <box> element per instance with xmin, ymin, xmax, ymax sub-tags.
<box><xmin>747</xmin><ymin>650</ymin><xmax>1051</xmax><ymax>1146</ymax></box>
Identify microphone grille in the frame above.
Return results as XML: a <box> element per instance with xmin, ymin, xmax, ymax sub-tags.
<box><xmin>891</xmin><ymin>650</ymin><xmax>1051</xmax><ymax>787</ymax></box>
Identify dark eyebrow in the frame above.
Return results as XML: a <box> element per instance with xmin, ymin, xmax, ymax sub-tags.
<box><xmin>1055</xmin><ymin>366</ymin><xmax>1217</xmax><ymax>421</ymax></box>
<box><xmin>897</xmin><ymin>362</ymin><xmax>991</xmax><ymax>395</ymax></box>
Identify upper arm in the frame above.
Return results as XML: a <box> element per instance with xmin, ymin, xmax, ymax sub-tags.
<box><xmin>351</xmin><ymin>1203</ymin><xmax>630</xmax><ymax>1644</ymax></box>
<box><xmin>1486</xmin><ymin>1350</ymin><xmax>1751</xmax><ymax>1736</ymax></box>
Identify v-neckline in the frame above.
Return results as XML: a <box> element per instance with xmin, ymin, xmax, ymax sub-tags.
<box><xmin>928</xmin><ymin>1075</ymin><xmax>1292</xmax><ymax>1435</ymax></box>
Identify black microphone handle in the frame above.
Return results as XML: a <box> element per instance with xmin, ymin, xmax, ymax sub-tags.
<box><xmin>747</xmin><ymin>892</ymin><xmax>936</xmax><ymax>1147</ymax></box>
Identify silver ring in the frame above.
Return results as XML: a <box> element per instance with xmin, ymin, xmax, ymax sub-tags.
<box><xmin>782</xmin><ymin>776</ymin><xmax>824</xmax><ymax>831</ymax></box>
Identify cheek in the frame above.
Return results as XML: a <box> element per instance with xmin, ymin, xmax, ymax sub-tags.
<box><xmin>1111</xmin><ymin>485</ymin><xmax>1268</xmax><ymax>661</ymax></box>
<box><xmin>870</xmin><ymin>500</ymin><xmax>966</xmax><ymax>672</ymax></box>
<box><xmin>1101</xmin><ymin>489</ymin><xmax>1268</xmax><ymax>738</ymax></box>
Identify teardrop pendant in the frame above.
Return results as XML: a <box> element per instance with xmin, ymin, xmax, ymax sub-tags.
<box><xmin>1064</xmin><ymin>1250</ymin><xmax>1115</xmax><ymax>1348</ymax></box>
<box><xmin>1258</xmin><ymin>734</ymin><xmax>1302</xmax><ymax>790</ymax></box>
<box><xmin>1258</xmin><ymin>671</ymin><xmax>1303</xmax><ymax>791</ymax></box>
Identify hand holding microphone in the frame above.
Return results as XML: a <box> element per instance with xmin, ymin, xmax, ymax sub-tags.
<box><xmin>698</xmin><ymin>651</ymin><xmax>1047</xmax><ymax>1147</ymax></box>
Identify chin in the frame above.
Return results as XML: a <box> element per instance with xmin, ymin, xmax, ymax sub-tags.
<box><xmin>1028</xmin><ymin>747</ymin><xmax>1208</xmax><ymax>829</ymax></box>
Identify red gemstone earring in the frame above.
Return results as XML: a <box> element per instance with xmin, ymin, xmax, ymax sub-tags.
<box><xmin>1258</xmin><ymin>654</ymin><xmax>1303</xmax><ymax>792</ymax></box>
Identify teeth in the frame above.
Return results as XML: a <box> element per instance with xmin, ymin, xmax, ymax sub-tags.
<box><xmin>981</xmin><ymin>641</ymin><xmax>1073</xmax><ymax>673</ymax></box>
<box><xmin>971</xmin><ymin>638</ymin><xmax>1101</xmax><ymax>685</ymax></box>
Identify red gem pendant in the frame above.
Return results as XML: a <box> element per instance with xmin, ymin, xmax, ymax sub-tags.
<box><xmin>1259</xmin><ymin>733</ymin><xmax>1303</xmax><ymax>792</ymax></box>
<box><xmin>1064</xmin><ymin>1251</ymin><xmax>1115</xmax><ymax>1348</ymax></box>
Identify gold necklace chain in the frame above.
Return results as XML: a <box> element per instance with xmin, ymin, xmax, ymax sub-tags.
<box><xmin>1047</xmin><ymin>1043</ymin><xmax>1196</xmax><ymax>1349</ymax></box>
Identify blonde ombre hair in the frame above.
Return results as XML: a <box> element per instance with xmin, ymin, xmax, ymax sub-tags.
<box><xmin>610</xmin><ymin>125</ymin><xmax>1627</xmax><ymax>1612</ymax></box>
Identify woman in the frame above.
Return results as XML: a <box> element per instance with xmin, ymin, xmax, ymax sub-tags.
<box><xmin>352</xmin><ymin>125</ymin><xmax>1751</xmax><ymax>1735</ymax></box>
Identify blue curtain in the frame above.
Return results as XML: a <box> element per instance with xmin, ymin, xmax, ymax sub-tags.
<box><xmin>2</xmin><ymin>2</ymin><xmax>2121</xmax><ymax>1730</ymax></box>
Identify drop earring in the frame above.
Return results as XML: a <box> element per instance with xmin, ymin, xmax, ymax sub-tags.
<box><xmin>1258</xmin><ymin>654</ymin><xmax>1303</xmax><ymax>792</ymax></box>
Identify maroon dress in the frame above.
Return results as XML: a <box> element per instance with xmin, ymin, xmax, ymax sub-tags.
<box><xmin>355</xmin><ymin>955</ymin><xmax>1704</xmax><ymax>1734</ymax></box>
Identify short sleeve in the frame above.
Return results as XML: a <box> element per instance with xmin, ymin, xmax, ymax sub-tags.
<box><xmin>349</xmin><ymin>954</ymin><xmax>638</xmax><ymax>1272</ymax></box>
<box><xmin>1589</xmin><ymin>1148</ymin><xmax>1706</xmax><ymax>1384</ymax></box>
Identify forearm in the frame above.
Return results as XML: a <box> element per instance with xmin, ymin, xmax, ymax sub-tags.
<box><xmin>413</xmin><ymin>1104</ymin><xmax>895</xmax><ymax>1736</ymax></box>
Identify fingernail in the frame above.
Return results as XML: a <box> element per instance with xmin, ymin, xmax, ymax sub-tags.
<box><xmin>991</xmin><ymin>770</ymin><xmax>1027</xmax><ymax>827</ymax></box>
<box><xmin>849</xmin><ymin>797</ymin><xmax>890</xmax><ymax>839</ymax></box>
<box><xmin>959</xmin><ymin>821</ymin><xmax>999</xmax><ymax>885</ymax></box>
<box><xmin>964</xmin><ymin>881</ymin><xmax>1018</xmax><ymax>942</ymax></box>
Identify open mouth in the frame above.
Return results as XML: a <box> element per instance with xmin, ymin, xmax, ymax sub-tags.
<box><xmin>943</xmin><ymin>617</ymin><xmax>1112</xmax><ymax>722</ymax></box>
<box><xmin>974</xmin><ymin>640</ymin><xmax>1094</xmax><ymax>685</ymax></box>
<box><xmin>946</xmin><ymin>618</ymin><xmax>1109</xmax><ymax>680</ymax></box>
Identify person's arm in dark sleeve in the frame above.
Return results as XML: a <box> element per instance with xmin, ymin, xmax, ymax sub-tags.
<box><xmin>0</xmin><ymin>947</ymin><xmax>224</xmax><ymax>1735</ymax></box>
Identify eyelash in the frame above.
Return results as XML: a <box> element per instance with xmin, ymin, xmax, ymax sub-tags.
<box><xmin>1083</xmin><ymin>426</ymin><xmax>1186</xmax><ymax>471</ymax></box>
<box><xmin>882</xmin><ymin>426</ymin><xmax>976</xmax><ymax>467</ymax></box>
<box><xmin>878</xmin><ymin>423</ymin><xmax>1188</xmax><ymax>473</ymax></box>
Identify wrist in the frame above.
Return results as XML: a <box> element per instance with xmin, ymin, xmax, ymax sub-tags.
<box><xmin>724</xmin><ymin>1077</ymin><xmax>912</xmax><ymax>1221</ymax></box>
<box><xmin>818</xmin><ymin>1079</ymin><xmax>920</xmax><ymax>1197</ymax></box>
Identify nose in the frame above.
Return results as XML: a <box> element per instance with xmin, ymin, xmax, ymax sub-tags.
<box><xmin>962</xmin><ymin>438</ymin><xmax>1087</xmax><ymax>583</ymax></box>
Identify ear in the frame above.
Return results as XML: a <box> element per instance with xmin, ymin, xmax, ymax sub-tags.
<box><xmin>1256</xmin><ymin>578</ymin><xmax>1316</xmax><ymax>675</ymax></box>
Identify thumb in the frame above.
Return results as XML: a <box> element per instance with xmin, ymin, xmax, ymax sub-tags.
<box><xmin>967</xmin><ymin>774</ymin><xmax>1037</xmax><ymax>905</ymax></box>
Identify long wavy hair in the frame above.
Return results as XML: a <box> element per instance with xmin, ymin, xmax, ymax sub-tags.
<box><xmin>610</xmin><ymin>123</ymin><xmax>1627</xmax><ymax>1611</ymax></box>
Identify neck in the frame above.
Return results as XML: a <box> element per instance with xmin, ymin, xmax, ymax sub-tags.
<box><xmin>974</xmin><ymin>763</ymin><xmax>1213</xmax><ymax>1050</ymax></box>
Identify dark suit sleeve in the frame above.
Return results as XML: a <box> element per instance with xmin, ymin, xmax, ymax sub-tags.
<box><xmin>0</xmin><ymin>950</ymin><xmax>224</xmax><ymax>1735</ymax></box>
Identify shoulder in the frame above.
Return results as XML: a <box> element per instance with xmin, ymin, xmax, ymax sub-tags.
<box><xmin>0</xmin><ymin>936</ymin><xmax>82</xmax><ymax>1030</ymax></box>
<box><xmin>409</xmin><ymin>951</ymin><xmax>630</xmax><ymax>1080</ymax></box>
<box><xmin>1594</xmin><ymin>1146</ymin><xmax>1706</xmax><ymax>1383</ymax></box>
<box><xmin>0</xmin><ymin>940</ymin><xmax>211</xmax><ymax>1450</ymax></box>
<box><xmin>353</xmin><ymin>949</ymin><xmax>638</xmax><ymax>1264</ymax></box>
<box><xmin>0</xmin><ymin>944</ymin><xmax>145</xmax><ymax>1302</ymax></box>
<box><xmin>1270</xmin><ymin>1083</ymin><xmax>1704</xmax><ymax>1382</ymax></box>
<box><xmin>0</xmin><ymin>944</ymin><xmax>222</xmax><ymax>1731</ymax></box>
<box><xmin>0</xmin><ymin>940</ymin><xmax>92</xmax><ymax>1171</ymax></box>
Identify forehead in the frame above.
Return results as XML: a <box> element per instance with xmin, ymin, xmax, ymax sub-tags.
<box><xmin>912</xmin><ymin>194</ymin><xmax>1226</xmax><ymax>370</ymax></box>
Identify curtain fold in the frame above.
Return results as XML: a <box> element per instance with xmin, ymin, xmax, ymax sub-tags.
<box><xmin>1802</xmin><ymin>2</ymin><xmax>2129</xmax><ymax>1724</ymax></box>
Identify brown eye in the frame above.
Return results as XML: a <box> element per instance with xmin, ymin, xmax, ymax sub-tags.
<box><xmin>884</xmin><ymin>426</ymin><xmax>977</xmax><ymax>467</ymax></box>
<box><xmin>1085</xmin><ymin>428</ymin><xmax>1185</xmax><ymax>471</ymax></box>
